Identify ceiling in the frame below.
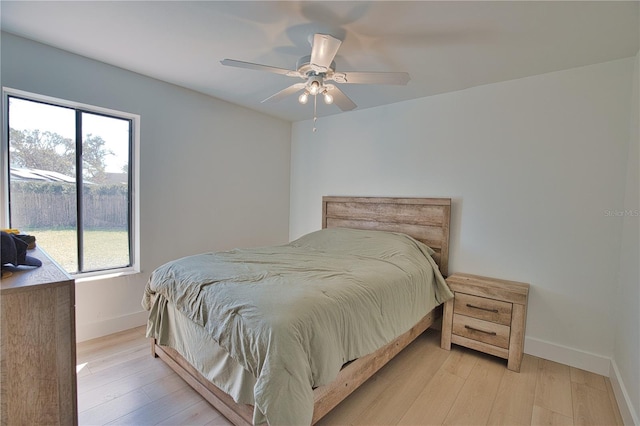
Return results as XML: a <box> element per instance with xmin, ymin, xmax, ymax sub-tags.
<box><xmin>1</xmin><ymin>1</ymin><xmax>638</xmax><ymax>122</ymax></box>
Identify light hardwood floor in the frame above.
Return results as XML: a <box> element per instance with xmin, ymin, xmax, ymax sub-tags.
<box><xmin>76</xmin><ymin>326</ymin><xmax>623</xmax><ymax>426</ymax></box>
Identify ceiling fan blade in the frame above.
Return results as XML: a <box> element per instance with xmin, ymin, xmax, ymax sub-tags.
<box><xmin>221</xmin><ymin>59</ymin><xmax>299</xmax><ymax>77</ymax></box>
<box><xmin>326</xmin><ymin>85</ymin><xmax>357</xmax><ymax>111</ymax></box>
<box><xmin>261</xmin><ymin>83</ymin><xmax>306</xmax><ymax>103</ymax></box>
<box><xmin>310</xmin><ymin>34</ymin><xmax>342</xmax><ymax>72</ymax></box>
<box><xmin>335</xmin><ymin>71</ymin><xmax>410</xmax><ymax>85</ymax></box>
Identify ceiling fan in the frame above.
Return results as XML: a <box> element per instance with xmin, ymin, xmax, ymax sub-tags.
<box><xmin>221</xmin><ymin>33</ymin><xmax>410</xmax><ymax>112</ymax></box>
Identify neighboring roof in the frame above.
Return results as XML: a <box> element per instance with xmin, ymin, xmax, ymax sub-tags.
<box><xmin>105</xmin><ymin>172</ymin><xmax>128</xmax><ymax>185</ymax></box>
<box><xmin>10</xmin><ymin>167</ymin><xmax>76</xmax><ymax>183</ymax></box>
<box><xmin>10</xmin><ymin>168</ymin><xmax>126</xmax><ymax>185</ymax></box>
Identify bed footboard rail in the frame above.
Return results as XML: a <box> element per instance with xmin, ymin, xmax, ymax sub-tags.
<box><xmin>151</xmin><ymin>340</ymin><xmax>254</xmax><ymax>426</ymax></box>
<box><xmin>311</xmin><ymin>307</ymin><xmax>439</xmax><ymax>423</ymax></box>
<box><xmin>149</xmin><ymin>305</ymin><xmax>440</xmax><ymax>426</ymax></box>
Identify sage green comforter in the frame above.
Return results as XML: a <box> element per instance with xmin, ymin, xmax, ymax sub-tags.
<box><xmin>142</xmin><ymin>228</ymin><xmax>452</xmax><ymax>425</ymax></box>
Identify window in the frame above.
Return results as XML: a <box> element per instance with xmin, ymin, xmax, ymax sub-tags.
<box><xmin>2</xmin><ymin>88</ymin><xmax>139</xmax><ymax>277</ymax></box>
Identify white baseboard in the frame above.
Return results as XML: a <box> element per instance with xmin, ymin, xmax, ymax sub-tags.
<box><xmin>525</xmin><ymin>336</ymin><xmax>639</xmax><ymax>425</ymax></box>
<box><xmin>524</xmin><ymin>336</ymin><xmax>611</xmax><ymax>375</ymax></box>
<box><xmin>610</xmin><ymin>359</ymin><xmax>640</xmax><ymax>426</ymax></box>
<box><xmin>76</xmin><ymin>310</ymin><xmax>148</xmax><ymax>342</ymax></box>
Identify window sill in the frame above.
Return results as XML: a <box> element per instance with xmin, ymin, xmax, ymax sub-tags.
<box><xmin>74</xmin><ymin>267</ymin><xmax>141</xmax><ymax>283</ymax></box>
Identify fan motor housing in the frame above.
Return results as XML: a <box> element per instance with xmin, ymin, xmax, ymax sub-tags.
<box><xmin>296</xmin><ymin>55</ymin><xmax>336</xmax><ymax>76</ymax></box>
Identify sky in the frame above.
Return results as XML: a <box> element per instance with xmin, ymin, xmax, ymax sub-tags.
<box><xmin>8</xmin><ymin>96</ymin><xmax>129</xmax><ymax>174</ymax></box>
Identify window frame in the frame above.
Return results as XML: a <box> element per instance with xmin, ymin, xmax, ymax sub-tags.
<box><xmin>1</xmin><ymin>87</ymin><xmax>140</xmax><ymax>279</ymax></box>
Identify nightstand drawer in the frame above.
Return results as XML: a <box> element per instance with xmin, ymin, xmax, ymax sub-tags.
<box><xmin>454</xmin><ymin>293</ymin><xmax>512</xmax><ymax>325</ymax></box>
<box><xmin>452</xmin><ymin>314</ymin><xmax>510</xmax><ymax>349</ymax></box>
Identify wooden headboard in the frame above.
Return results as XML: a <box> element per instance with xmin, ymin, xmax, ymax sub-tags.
<box><xmin>322</xmin><ymin>196</ymin><xmax>451</xmax><ymax>276</ymax></box>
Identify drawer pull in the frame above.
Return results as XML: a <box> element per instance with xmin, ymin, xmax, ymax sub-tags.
<box><xmin>464</xmin><ymin>325</ymin><xmax>497</xmax><ymax>336</ymax></box>
<box><xmin>466</xmin><ymin>303</ymin><xmax>499</xmax><ymax>313</ymax></box>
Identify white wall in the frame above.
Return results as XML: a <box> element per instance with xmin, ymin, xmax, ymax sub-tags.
<box><xmin>612</xmin><ymin>51</ymin><xmax>639</xmax><ymax>425</ymax></box>
<box><xmin>291</xmin><ymin>58</ymin><xmax>634</xmax><ymax>376</ymax></box>
<box><xmin>1</xmin><ymin>32</ymin><xmax>292</xmax><ymax>341</ymax></box>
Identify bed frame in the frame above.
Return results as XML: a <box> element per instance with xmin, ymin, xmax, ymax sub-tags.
<box><xmin>152</xmin><ymin>196</ymin><xmax>451</xmax><ymax>425</ymax></box>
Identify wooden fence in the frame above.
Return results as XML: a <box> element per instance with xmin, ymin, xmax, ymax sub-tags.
<box><xmin>10</xmin><ymin>184</ymin><xmax>128</xmax><ymax>229</ymax></box>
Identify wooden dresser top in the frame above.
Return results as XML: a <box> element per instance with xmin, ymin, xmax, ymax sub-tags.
<box><xmin>1</xmin><ymin>247</ymin><xmax>73</xmax><ymax>294</ymax></box>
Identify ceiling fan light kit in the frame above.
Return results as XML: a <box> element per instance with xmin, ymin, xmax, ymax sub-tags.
<box><xmin>221</xmin><ymin>33</ymin><xmax>411</xmax><ymax>126</ymax></box>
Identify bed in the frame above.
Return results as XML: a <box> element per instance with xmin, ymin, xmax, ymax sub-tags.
<box><xmin>143</xmin><ymin>196</ymin><xmax>452</xmax><ymax>425</ymax></box>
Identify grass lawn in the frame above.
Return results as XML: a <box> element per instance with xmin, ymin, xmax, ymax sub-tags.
<box><xmin>23</xmin><ymin>228</ymin><xmax>129</xmax><ymax>273</ymax></box>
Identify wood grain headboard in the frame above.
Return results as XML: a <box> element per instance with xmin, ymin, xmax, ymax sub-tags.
<box><xmin>322</xmin><ymin>196</ymin><xmax>451</xmax><ymax>276</ymax></box>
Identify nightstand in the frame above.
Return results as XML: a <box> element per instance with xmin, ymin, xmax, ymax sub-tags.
<box><xmin>441</xmin><ymin>273</ymin><xmax>529</xmax><ymax>372</ymax></box>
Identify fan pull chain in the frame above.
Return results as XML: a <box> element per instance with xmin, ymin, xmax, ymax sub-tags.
<box><xmin>312</xmin><ymin>94</ymin><xmax>317</xmax><ymax>132</ymax></box>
